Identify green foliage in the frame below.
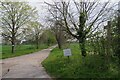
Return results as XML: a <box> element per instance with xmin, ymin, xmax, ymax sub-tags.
<box><xmin>1</xmin><ymin>44</ymin><xmax>49</xmax><ymax>59</ymax></box>
<box><xmin>40</xmin><ymin>29</ymin><xmax>56</xmax><ymax>45</ymax></box>
<box><xmin>1</xmin><ymin>2</ymin><xmax>38</xmax><ymax>53</ymax></box>
<box><xmin>111</xmin><ymin>16</ymin><xmax>120</xmax><ymax>64</ymax></box>
<box><xmin>42</xmin><ymin>43</ymin><xmax>119</xmax><ymax>78</ymax></box>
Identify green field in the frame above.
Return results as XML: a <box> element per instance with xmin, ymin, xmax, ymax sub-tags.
<box><xmin>42</xmin><ymin>43</ymin><xmax>119</xmax><ymax>79</ymax></box>
<box><xmin>1</xmin><ymin>44</ymin><xmax>49</xmax><ymax>59</ymax></box>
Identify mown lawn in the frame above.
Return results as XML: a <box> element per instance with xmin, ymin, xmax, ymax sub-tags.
<box><xmin>1</xmin><ymin>44</ymin><xmax>49</xmax><ymax>59</ymax></box>
<box><xmin>42</xmin><ymin>43</ymin><xmax>119</xmax><ymax>79</ymax></box>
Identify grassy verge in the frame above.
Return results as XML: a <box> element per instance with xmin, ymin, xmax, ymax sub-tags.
<box><xmin>1</xmin><ymin>44</ymin><xmax>49</xmax><ymax>59</ymax></box>
<box><xmin>42</xmin><ymin>43</ymin><xmax>119</xmax><ymax>79</ymax></box>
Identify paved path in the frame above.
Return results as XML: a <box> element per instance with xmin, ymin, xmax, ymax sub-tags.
<box><xmin>0</xmin><ymin>45</ymin><xmax>56</xmax><ymax>79</ymax></box>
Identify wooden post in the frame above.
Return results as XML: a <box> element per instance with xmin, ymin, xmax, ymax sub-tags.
<box><xmin>67</xmin><ymin>56</ymin><xmax>69</xmax><ymax>59</ymax></box>
<box><xmin>67</xmin><ymin>56</ymin><xmax>70</xmax><ymax>62</ymax></box>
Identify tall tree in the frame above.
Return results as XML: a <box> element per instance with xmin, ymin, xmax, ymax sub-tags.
<box><xmin>25</xmin><ymin>21</ymin><xmax>42</xmax><ymax>49</ymax></box>
<box><xmin>51</xmin><ymin>20</ymin><xmax>67</xmax><ymax>49</ymax></box>
<box><xmin>111</xmin><ymin>2</ymin><xmax>120</xmax><ymax>64</ymax></box>
<box><xmin>0</xmin><ymin>2</ymin><xmax>37</xmax><ymax>53</ymax></box>
<box><xmin>45</xmin><ymin>4</ymin><xmax>67</xmax><ymax>49</ymax></box>
<box><xmin>45</xmin><ymin>0</ymin><xmax>114</xmax><ymax>57</ymax></box>
<box><xmin>115</xmin><ymin>2</ymin><xmax>120</xmax><ymax>65</ymax></box>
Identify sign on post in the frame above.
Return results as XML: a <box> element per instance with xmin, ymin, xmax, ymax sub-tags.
<box><xmin>63</xmin><ymin>49</ymin><xmax>72</xmax><ymax>57</ymax></box>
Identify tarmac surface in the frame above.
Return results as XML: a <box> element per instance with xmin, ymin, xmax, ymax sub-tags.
<box><xmin>0</xmin><ymin>45</ymin><xmax>56</xmax><ymax>79</ymax></box>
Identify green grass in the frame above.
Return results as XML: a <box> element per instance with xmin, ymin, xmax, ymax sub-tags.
<box><xmin>42</xmin><ymin>43</ymin><xmax>119</xmax><ymax>79</ymax></box>
<box><xmin>1</xmin><ymin>44</ymin><xmax>49</xmax><ymax>59</ymax></box>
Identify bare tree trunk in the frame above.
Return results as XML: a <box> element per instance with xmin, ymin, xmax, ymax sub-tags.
<box><xmin>57</xmin><ymin>40</ymin><xmax>61</xmax><ymax>49</ymax></box>
<box><xmin>36</xmin><ymin>41</ymin><xmax>39</xmax><ymax>49</ymax></box>
<box><xmin>79</xmin><ymin>38</ymin><xmax>86</xmax><ymax>57</ymax></box>
<box><xmin>117</xmin><ymin>3</ymin><xmax>120</xmax><ymax>76</ymax></box>
<box><xmin>106</xmin><ymin>21</ymin><xmax>112</xmax><ymax>61</ymax></box>
<box><xmin>36</xmin><ymin>36</ymin><xmax>39</xmax><ymax>49</ymax></box>
<box><xmin>56</xmin><ymin>36</ymin><xmax>62</xmax><ymax>49</ymax></box>
<box><xmin>11</xmin><ymin>37</ymin><xmax>15</xmax><ymax>53</ymax></box>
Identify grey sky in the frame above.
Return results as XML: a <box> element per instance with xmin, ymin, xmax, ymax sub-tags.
<box><xmin>28</xmin><ymin>0</ymin><xmax>119</xmax><ymax>26</ymax></box>
<box><xmin>0</xmin><ymin>0</ymin><xmax>119</xmax><ymax>43</ymax></box>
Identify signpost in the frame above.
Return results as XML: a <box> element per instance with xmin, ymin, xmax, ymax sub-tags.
<box><xmin>63</xmin><ymin>49</ymin><xmax>72</xmax><ymax>60</ymax></box>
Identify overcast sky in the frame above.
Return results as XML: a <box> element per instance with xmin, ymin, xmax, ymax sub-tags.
<box><xmin>2</xmin><ymin>0</ymin><xmax>120</xmax><ymax>2</ymax></box>
<box><xmin>1</xmin><ymin>0</ymin><xmax>119</xmax><ymax>25</ymax></box>
<box><xmin>0</xmin><ymin>0</ymin><xmax>119</xmax><ymax>43</ymax></box>
<box><xmin>28</xmin><ymin>0</ymin><xmax>119</xmax><ymax>26</ymax></box>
